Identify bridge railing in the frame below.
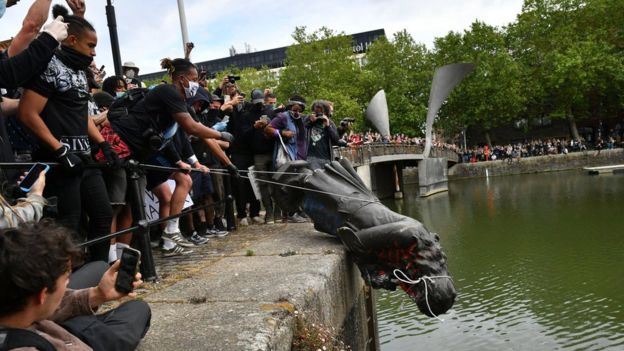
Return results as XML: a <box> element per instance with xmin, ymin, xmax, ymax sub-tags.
<box><xmin>334</xmin><ymin>144</ymin><xmax>458</xmax><ymax>166</ymax></box>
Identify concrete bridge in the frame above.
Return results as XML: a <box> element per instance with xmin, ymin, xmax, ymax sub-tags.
<box><xmin>335</xmin><ymin>144</ymin><xmax>460</xmax><ymax>198</ymax></box>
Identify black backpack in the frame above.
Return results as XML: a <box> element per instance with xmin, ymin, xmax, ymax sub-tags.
<box><xmin>107</xmin><ymin>87</ymin><xmax>150</xmax><ymax>121</ymax></box>
<box><xmin>0</xmin><ymin>327</ymin><xmax>56</xmax><ymax>351</ymax></box>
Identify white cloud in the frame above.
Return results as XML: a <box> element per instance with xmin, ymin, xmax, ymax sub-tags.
<box><xmin>0</xmin><ymin>0</ymin><xmax>523</xmax><ymax>77</ymax></box>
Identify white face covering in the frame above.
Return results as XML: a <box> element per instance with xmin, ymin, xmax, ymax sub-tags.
<box><xmin>184</xmin><ymin>81</ymin><xmax>200</xmax><ymax>98</ymax></box>
<box><xmin>124</xmin><ymin>69</ymin><xmax>135</xmax><ymax>79</ymax></box>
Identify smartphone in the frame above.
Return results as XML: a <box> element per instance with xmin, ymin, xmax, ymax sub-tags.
<box><xmin>115</xmin><ymin>247</ymin><xmax>141</xmax><ymax>294</ymax></box>
<box><xmin>18</xmin><ymin>163</ymin><xmax>49</xmax><ymax>193</ymax></box>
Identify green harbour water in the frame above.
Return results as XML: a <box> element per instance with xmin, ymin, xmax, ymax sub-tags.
<box><xmin>376</xmin><ymin>170</ymin><xmax>624</xmax><ymax>351</ymax></box>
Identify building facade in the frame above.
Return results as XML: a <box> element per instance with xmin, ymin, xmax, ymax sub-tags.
<box><xmin>139</xmin><ymin>29</ymin><xmax>385</xmax><ymax>82</ymax></box>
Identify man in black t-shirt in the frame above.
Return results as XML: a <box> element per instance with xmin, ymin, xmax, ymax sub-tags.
<box><xmin>18</xmin><ymin>7</ymin><xmax>118</xmax><ymax>262</ymax></box>
<box><xmin>110</xmin><ymin>59</ymin><xmax>236</xmax><ymax>169</ymax></box>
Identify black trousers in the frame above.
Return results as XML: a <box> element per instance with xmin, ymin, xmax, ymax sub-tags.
<box><xmin>63</xmin><ymin>259</ymin><xmax>151</xmax><ymax>350</ymax></box>
<box><xmin>61</xmin><ymin>300</ymin><xmax>151</xmax><ymax>351</ymax></box>
<box><xmin>231</xmin><ymin>153</ymin><xmax>260</xmax><ymax>218</ymax></box>
<box><xmin>44</xmin><ymin>167</ymin><xmax>113</xmax><ymax>262</ymax></box>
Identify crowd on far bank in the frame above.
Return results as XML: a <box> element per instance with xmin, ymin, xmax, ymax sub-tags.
<box><xmin>458</xmin><ymin>135</ymin><xmax>622</xmax><ymax>163</ymax></box>
<box><xmin>338</xmin><ymin>130</ymin><xmax>624</xmax><ymax>164</ymax></box>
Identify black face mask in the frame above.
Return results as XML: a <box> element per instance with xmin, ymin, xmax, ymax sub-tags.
<box><xmin>57</xmin><ymin>46</ymin><xmax>93</xmax><ymax>71</ymax></box>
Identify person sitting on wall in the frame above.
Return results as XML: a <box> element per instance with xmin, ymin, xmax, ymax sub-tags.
<box><xmin>0</xmin><ymin>220</ymin><xmax>151</xmax><ymax>351</ymax></box>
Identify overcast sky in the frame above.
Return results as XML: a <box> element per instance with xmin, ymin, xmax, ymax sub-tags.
<box><xmin>0</xmin><ymin>0</ymin><xmax>524</xmax><ymax>76</ymax></box>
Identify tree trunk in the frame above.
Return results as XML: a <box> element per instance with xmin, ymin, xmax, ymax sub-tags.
<box><xmin>484</xmin><ymin>131</ymin><xmax>492</xmax><ymax>148</ymax></box>
<box><xmin>568</xmin><ymin>111</ymin><xmax>580</xmax><ymax>140</ymax></box>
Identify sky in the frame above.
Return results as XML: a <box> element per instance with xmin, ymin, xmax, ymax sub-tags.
<box><xmin>0</xmin><ymin>0</ymin><xmax>525</xmax><ymax>76</ymax></box>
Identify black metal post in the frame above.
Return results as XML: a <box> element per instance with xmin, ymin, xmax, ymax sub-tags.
<box><xmin>126</xmin><ymin>160</ymin><xmax>158</xmax><ymax>282</ymax></box>
<box><xmin>105</xmin><ymin>0</ymin><xmax>123</xmax><ymax>76</ymax></box>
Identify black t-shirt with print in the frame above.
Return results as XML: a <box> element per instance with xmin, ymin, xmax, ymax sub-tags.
<box><xmin>25</xmin><ymin>54</ymin><xmax>91</xmax><ymax>160</ymax></box>
<box><xmin>307</xmin><ymin>121</ymin><xmax>331</xmax><ymax>160</ymax></box>
<box><xmin>110</xmin><ymin>84</ymin><xmax>189</xmax><ymax>161</ymax></box>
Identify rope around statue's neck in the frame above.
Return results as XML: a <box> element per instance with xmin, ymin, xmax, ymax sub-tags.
<box><xmin>393</xmin><ymin>269</ymin><xmax>453</xmax><ymax>322</ymax></box>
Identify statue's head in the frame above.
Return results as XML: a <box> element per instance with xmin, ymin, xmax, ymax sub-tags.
<box><xmin>398</xmin><ymin>230</ymin><xmax>456</xmax><ymax>317</ymax></box>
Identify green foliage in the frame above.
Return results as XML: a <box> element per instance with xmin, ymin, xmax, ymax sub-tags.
<box><xmin>508</xmin><ymin>0</ymin><xmax>624</xmax><ymax>133</ymax></box>
<box><xmin>432</xmin><ymin>22</ymin><xmax>526</xmax><ymax>135</ymax></box>
<box><xmin>362</xmin><ymin>30</ymin><xmax>433</xmax><ymax>135</ymax></box>
<box><xmin>276</xmin><ymin>27</ymin><xmax>364</xmax><ymax>122</ymax></box>
<box><xmin>142</xmin><ymin>74</ymin><xmax>170</xmax><ymax>88</ymax></box>
<box><xmin>199</xmin><ymin>1</ymin><xmax>623</xmax><ymax>140</ymax></box>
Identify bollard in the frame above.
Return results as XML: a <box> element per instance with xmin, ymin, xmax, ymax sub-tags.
<box><xmin>126</xmin><ymin>160</ymin><xmax>158</xmax><ymax>282</ymax></box>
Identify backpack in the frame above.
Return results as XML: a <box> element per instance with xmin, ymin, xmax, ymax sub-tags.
<box><xmin>107</xmin><ymin>87</ymin><xmax>150</xmax><ymax>121</ymax></box>
<box><xmin>0</xmin><ymin>327</ymin><xmax>56</xmax><ymax>351</ymax></box>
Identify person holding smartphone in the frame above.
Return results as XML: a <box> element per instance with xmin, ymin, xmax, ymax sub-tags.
<box><xmin>0</xmin><ymin>221</ymin><xmax>151</xmax><ymax>351</ymax></box>
<box><xmin>0</xmin><ymin>169</ymin><xmax>47</xmax><ymax>229</ymax></box>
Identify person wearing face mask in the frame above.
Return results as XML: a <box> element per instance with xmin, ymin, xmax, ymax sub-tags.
<box><xmin>265</xmin><ymin>95</ymin><xmax>308</xmax><ymax>163</ymax></box>
<box><xmin>250</xmin><ymin>89</ymin><xmax>278</xmax><ymax>224</ymax></box>
<box><xmin>121</xmin><ymin>61</ymin><xmax>145</xmax><ymax>88</ymax></box>
<box><xmin>101</xmin><ymin>75</ymin><xmax>127</xmax><ymax>98</ymax></box>
<box><xmin>18</xmin><ymin>4</ymin><xmax>118</xmax><ymax>263</ymax></box>
<box><xmin>228</xmin><ymin>89</ymin><xmax>267</xmax><ymax>226</ymax></box>
<box><xmin>109</xmin><ymin>57</ymin><xmax>235</xmax><ymax>165</ymax></box>
<box><xmin>264</xmin><ymin>95</ymin><xmax>309</xmax><ymax>223</ymax></box>
<box><xmin>108</xmin><ymin>58</ymin><xmax>238</xmax><ymax>250</ymax></box>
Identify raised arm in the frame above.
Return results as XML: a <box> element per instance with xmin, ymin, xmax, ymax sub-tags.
<box><xmin>0</xmin><ymin>32</ymin><xmax>59</xmax><ymax>88</ymax></box>
<box><xmin>7</xmin><ymin>0</ymin><xmax>53</xmax><ymax>57</ymax></box>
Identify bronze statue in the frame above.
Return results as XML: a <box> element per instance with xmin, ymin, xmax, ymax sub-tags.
<box><xmin>272</xmin><ymin>159</ymin><xmax>455</xmax><ymax>317</ymax></box>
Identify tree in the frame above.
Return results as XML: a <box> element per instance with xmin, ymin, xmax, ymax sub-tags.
<box><xmin>508</xmin><ymin>0</ymin><xmax>624</xmax><ymax>140</ymax></box>
<box><xmin>361</xmin><ymin>30</ymin><xmax>433</xmax><ymax>136</ymax></box>
<box><xmin>276</xmin><ymin>27</ymin><xmax>364</xmax><ymax>122</ymax></box>
<box><xmin>432</xmin><ymin>21</ymin><xmax>526</xmax><ymax>145</ymax></box>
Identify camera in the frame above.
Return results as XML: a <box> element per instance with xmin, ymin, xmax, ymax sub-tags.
<box><xmin>227</xmin><ymin>75</ymin><xmax>241</xmax><ymax>84</ymax></box>
<box><xmin>142</xmin><ymin>128</ymin><xmax>163</xmax><ymax>151</ymax></box>
<box><xmin>340</xmin><ymin>117</ymin><xmax>355</xmax><ymax>127</ymax></box>
<box><xmin>316</xmin><ymin>112</ymin><xmax>324</xmax><ymax>118</ymax></box>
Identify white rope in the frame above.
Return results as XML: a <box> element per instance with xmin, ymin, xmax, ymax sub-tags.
<box><xmin>393</xmin><ymin>269</ymin><xmax>452</xmax><ymax>322</ymax></box>
<box><xmin>209</xmin><ymin>170</ymin><xmax>381</xmax><ymax>204</ymax></box>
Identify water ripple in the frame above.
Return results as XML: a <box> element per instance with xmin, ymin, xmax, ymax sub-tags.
<box><xmin>377</xmin><ymin>172</ymin><xmax>624</xmax><ymax>351</ymax></box>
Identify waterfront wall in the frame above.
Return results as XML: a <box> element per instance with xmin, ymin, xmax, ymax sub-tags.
<box><xmin>448</xmin><ymin>149</ymin><xmax>624</xmax><ymax>180</ymax></box>
<box><xmin>138</xmin><ymin>226</ymin><xmax>372</xmax><ymax>351</ymax></box>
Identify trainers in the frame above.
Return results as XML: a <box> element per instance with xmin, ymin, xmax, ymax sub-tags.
<box><xmin>264</xmin><ymin>208</ymin><xmax>275</xmax><ymax>224</ymax></box>
<box><xmin>163</xmin><ymin>231</ymin><xmax>195</xmax><ymax>248</ymax></box>
<box><xmin>187</xmin><ymin>231</ymin><xmax>209</xmax><ymax>245</ymax></box>
<box><xmin>214</xmin><ymin>217</ymin><xmax>227</xmax><ymax>231</ymax></box>
<box><xmin>239</xmin><ymin>217</ymin><xmax>249</xmax><ymax>226</ymax></box>
<box><xmin>288</xmin><ymin>213</ymin><xmax>307</xmax><ymax>223</ymax></box>
<box><xmin>251</xmin><ymin>216</ymin><xmax>264</xmax><ymax>225</ymax></box>
<box><xmin>210</xmin><ymin>225</ymin><xmax>229</xmax><ymax>238</ymax></box>
<box><xmin>161</xmin><ymin>243</ymin><xmax>193</xmax><ymax>257</ymax></box>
